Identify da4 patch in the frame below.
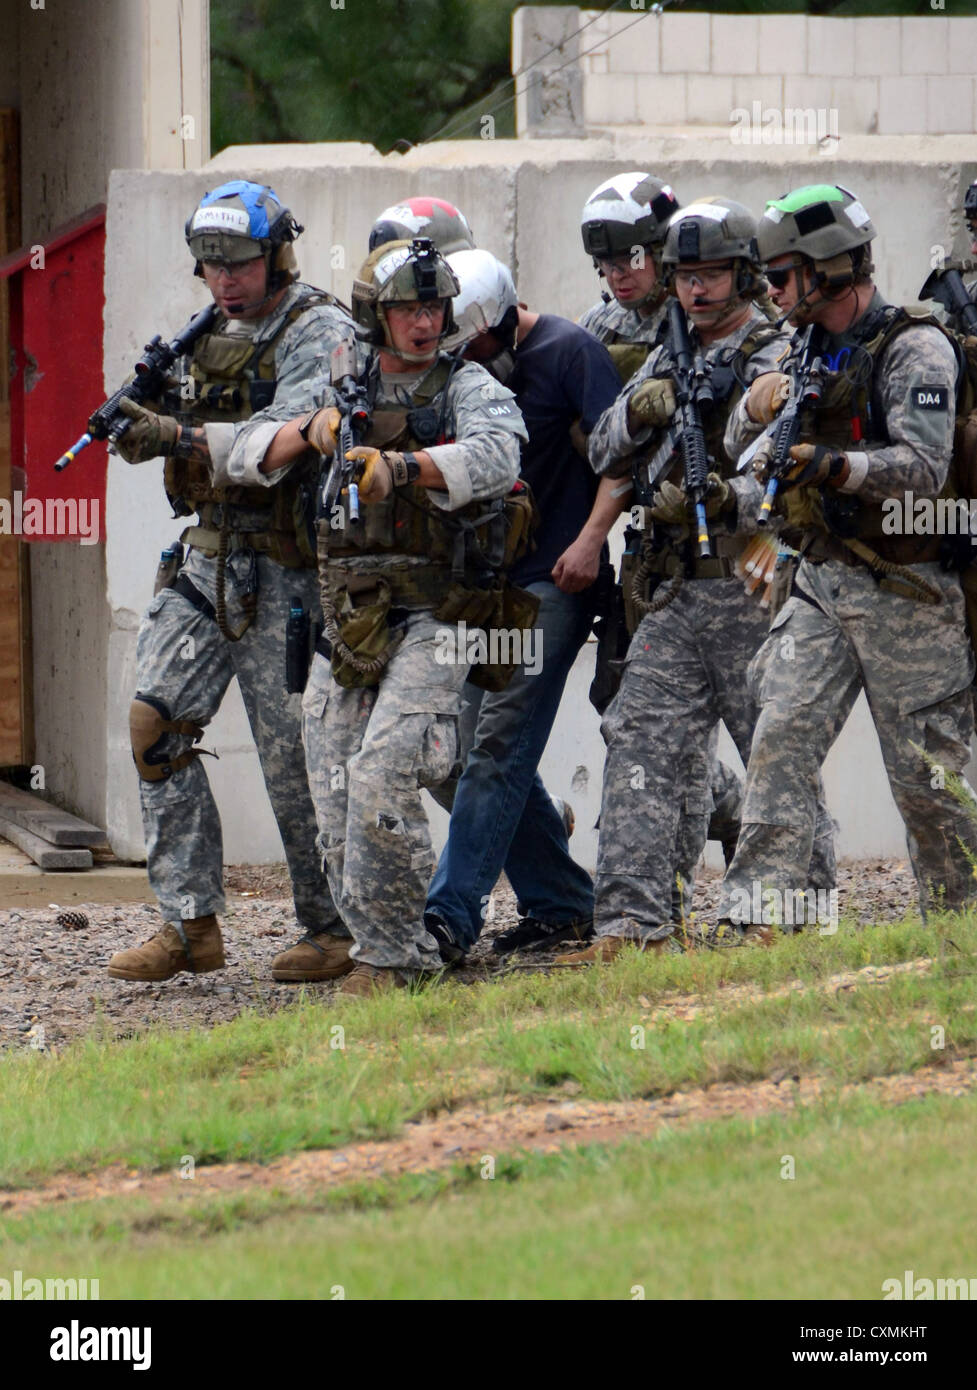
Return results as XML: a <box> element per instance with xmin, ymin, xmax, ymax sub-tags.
<box><xmin>912</xmin><ymin>385</ymin><xmax>948</xmax><ymax>411</ymax></box>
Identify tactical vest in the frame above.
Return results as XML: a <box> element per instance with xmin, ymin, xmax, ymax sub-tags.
<box><xmin>164</xmin><ymin>289</ymin><xmax>338</xmax><ymax>568</ymax></box>
<box><xmin>779</xmin><ymin>307</ymin><xmax>965</xmax><ymax>565</ymax></box>
<box><xmin>607</xmin><ymin>340</ymin><xmax>655</xmax><ymax>386</ymax></box>
<box><xmin>319</xmin><ymin>357</ymin><xmax>534</xmax><ymax>606</ymax></box>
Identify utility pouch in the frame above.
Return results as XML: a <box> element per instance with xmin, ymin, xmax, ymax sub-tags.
<box><xmin>330</xmin><ymin>578</ymin><xmax>397</xmax><ymax>689</ymax></box>
<box><xmin>767</xmin><ymin>552</ymin><xmax>798</xmax><ymax>622</ymax></box>
<box><xmin>466</xmin><ymin>583</ymin><xmax>542</xmax><ymax>693</ymax></box>
<box><xmin>433</xmin><ymin>581</ymin><xmax>503</xmax><ymax>627</ymax></box>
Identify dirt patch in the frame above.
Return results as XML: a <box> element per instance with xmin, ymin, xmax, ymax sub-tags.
<box><xmin>2</xmin><ymin>1054</ymin><xmax>973</xmax><ymax>1217</ymax></box>
<box><xmin>0</xmin><ymin>863</ymin><xmax>921</xmax><ymax>1052</ymax></box>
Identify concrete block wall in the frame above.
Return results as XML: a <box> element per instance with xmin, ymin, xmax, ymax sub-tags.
<box><xmin>513</xmin><ymin>8</ymin><xmax>977</xmax><ymax>136</ymax></box>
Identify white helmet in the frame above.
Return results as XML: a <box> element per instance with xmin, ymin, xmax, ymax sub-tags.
<box><xmin>443</xmin><ymin>249</ymin><xmax>519</xmax><ymax>352</ymax></box>
<box><xmin>580</xmin><ymin>172</ymin><xmax>679</xmax><ymax>259</ymax></box>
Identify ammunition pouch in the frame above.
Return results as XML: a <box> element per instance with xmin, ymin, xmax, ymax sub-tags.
<box><xmin>324</xmin><ymin>574</ymin><xmax>403</xmax><ymax>690</ymax></box>
<box><xmin>465</xmin><ymin>583</ymin><xmax>542</xmax><ymax>693</ymax></box>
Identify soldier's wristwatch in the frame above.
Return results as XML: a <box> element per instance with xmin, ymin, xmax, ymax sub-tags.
<box><xmin>389</xmin><ymin>451</ymin><xmax>421</xmax><ymax>486</ymax></box>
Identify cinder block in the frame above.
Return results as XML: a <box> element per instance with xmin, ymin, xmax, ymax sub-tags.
<box><xmin>926</xmin><ymin>75</ymin><xmax>974</xmax><ymax>136</ymax></box>
<box><xmin>853</xmin><ymin>19</ymin><xmax>901</xmax><ymax>77</ymax></box>
<box><xmin>831</xmin><ymin>77</ymin><xmax>880</xmax><ymax>137</ymax></box>
<box><xmin>947</xmin><ymin>19</ymin><xmax>977</xmax><ymax>77</ymax></box>
<box><xmin>584</xmin><ymin>72</ymin><xmax>638</xmax><ymax>127</ymax></box>
<box><xmin>807</xmin><ymin>17</ymin><xmax>854</xmax><ymax>78</ymax></box>
<box><xmin>581</xmin><ymin>51</ymin><xmax>609</xmax><ymax>78</ymax></box>
<box><xmin>635</xmin><ymin>74</ymin><xmax>688</xmax><ymax>127</ymax></box>
<box><xmin>686</xmin><ymin>74</ymin><xmax>736</xmax><ymax>127</ymax></box>
<box><xmin>732</xmin><ymin>74</ymin><xmax>784</xmax><ymax>117</ymax></box>
<box><xmin>660</xmin><ymin>13</ymin><xmax>711</xmax><ymax>75</ymax></box>
<box><xmin>878</xmin><ymin>76</ymin><xmax>928</xmax><ymax>135</ymax></box>
<box><xmin>780</xmin><ymin>77</ymin><xmax>842</xmax><ymax>149</ymax></box>
<box><xmin>757</xmin><ymin>15</ymin><xmax>807</xmax><ymax>76</ymax></box>
<box><xmin>900</xmin><ymin>17</ymin><xmax>949</xmax><ymax>76</ymax></box>
<box><xmin>710</xmin><ymin>14</ymin><xmax>759</xmax><ymax>75</ymax></box>
<box><xmin>606</xmin><ymin>11</ymin><xmax>659</xmax><ymax>74</ymax></box>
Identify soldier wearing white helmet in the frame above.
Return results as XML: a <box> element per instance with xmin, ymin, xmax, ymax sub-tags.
<box><xmin>579</xmin><ymin>171</ymin><xmax>681</xmax><ymax>383</ymax></box>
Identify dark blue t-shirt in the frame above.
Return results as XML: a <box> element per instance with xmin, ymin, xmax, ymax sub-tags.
<box><xmin>507</xmin><ymin>313</ymin><xmax>622</xmax><ymax>588</ymax></box>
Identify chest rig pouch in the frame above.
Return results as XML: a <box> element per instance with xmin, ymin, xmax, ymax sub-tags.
<box><xmin>319</xmin><ymin>361</ymin><xmax>539</xmax><ymax>689</ymax></box>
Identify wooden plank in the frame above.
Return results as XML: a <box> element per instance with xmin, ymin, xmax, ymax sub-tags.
<box><xmin>0</xmin><ymin>782</ymin><xmax>106</xmax><ymax>846</ymax></box>
<box><xmin>0</xmin><ymin>859</ymin><xmax>153</xmax><ymax>909</ymax></box>
<box><xmin>0</xmin><ymin>818</ymin><xmax>93</xmax><ymax>870</ymax></box>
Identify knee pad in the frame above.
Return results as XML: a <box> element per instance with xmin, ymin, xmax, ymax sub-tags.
<box><xmin>130</xmin><ymin>694</ymin><xmax>209</xmax><ymax>782</ymax></box>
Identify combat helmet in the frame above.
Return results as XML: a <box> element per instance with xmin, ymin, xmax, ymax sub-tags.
<box><xmin>352</xmin><ymin>238</ymin><xmax>460</xmax><ymax>359</ymax></box>
<box><xmin>442</xmin><ymin>249</ymin><xmax>519</xmax><ymax>353</ymax></box>
<box><xmin>185</xmin><ymin>180</ymin><xmax>302</xmax><ymax>288</ymax></box>
<box><xmin>661</xmin><ymin>197</ymin><xmax>763</xmax><ymax>298</ymax></box>
<box><xmin>369</xmin><ymin>197</ymin><xmax>475</xmax><ymax>255</ymax></box>
<box><xmin>757</xmin><ymin>184</ymin><xmax>875</xmax><ymax>287</ymax></box>
<box><xmin>580</xmin><ymin>172</ymin><xmax>679</xmax><ymax>260</ymax></box>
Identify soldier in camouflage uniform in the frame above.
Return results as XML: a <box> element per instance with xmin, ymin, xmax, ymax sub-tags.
<box><xmin>718</xmin><ymin>184</ymin><xmax>977</xmax><ymax>936</ymax></box>
<box><xmin>562</xmin><ymin>198</ymin><xmax>833</xmax><ymax>962</ymax></box>
<box><xmin>580</xmin><ymin>173</ymin><xmax>743</xmax><ymax>899</ymax></box>
<box><xmin>227</xmin><ymin>238</ymin><xmax>525</xmax><ymax>995</ymax></box>
<box><xmin>107</xmin><ymin>181</ymin><xmax>354</xmax><ymax>984</ymax></box>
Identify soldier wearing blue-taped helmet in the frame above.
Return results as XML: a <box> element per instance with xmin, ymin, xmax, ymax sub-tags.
<box><xmin>106</xmin><ymin>179</ymin><xmax>357</xmax><ymax>990</ymax></box>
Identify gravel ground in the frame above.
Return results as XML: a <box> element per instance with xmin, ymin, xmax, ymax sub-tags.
<box><xmin>0</xmin><ymin>860</ymin><xmax>920</xmax><ymax>1053</ymax></box>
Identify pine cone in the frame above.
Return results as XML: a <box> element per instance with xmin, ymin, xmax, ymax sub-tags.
<box><xmin>56</xmin><ymin>910</ymin><xmax>89</xmax><ymax>930</ymax></box>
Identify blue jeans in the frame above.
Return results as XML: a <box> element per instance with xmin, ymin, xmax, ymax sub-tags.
<box><xmin>426</xmin><ymin>581</ymin><xmax>596</xmax><ymax>950</ymax></box>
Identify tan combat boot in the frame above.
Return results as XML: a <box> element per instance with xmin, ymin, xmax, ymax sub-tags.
<box><xmin>340</xmin><ymin>962</ymin><xmax>409</xmax><ymax>998</ymax></box>
<box><xmin>557</xmin><ymin>934</ymin><xmax>669</xmax><ymax>965</ymax></box>
<box><xmin>271</xmin><ymin>932</ymin><xmax>355</xmax><ymax>982</ymax></box>
<box><xmin>107</xmin><ymin>916</ymin><xmax>225</xmax><ymax>982</ymax></box>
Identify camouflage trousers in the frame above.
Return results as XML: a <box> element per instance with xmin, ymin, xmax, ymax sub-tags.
<box><xmin>134</xmin><ymin>545</ymin><xmax>340</xmax><ymax>932</ymax></box>
<box><xmin>594</xmin><ymin>576</ymin><xmax>837</xmax><ymax>942</ymax></box>
<box><xmin>670</xmin><ymin>725</ymin><xmax>743</xmax><ymax>915</ymax></box>
<box><xmin>720</xmin><ymin>558</ymin><xmax>977</xmax><ymax>920</ymax></box>
<box><xmin>302</xmin><ymin>611</ymin><xmax>468</xmax><ymax>972</ymax></box>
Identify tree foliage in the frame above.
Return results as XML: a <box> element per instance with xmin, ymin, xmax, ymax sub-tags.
<box><xmin>211</xmin><ymin>0</ymin><xmax>977</xmax><ymax>157</ymax></box>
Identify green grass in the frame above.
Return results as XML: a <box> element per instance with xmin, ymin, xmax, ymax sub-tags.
<box><xmin>4</xmin><ymin>1089</ymin><xmax>976</xmax><ymax>1300</ymax></box>
<box><xmin>1</xmin><ymin>914</ymin><xmax>973</xmax><ymax>1186</ymax></box>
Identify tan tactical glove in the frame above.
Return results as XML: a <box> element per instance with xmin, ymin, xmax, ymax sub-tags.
<box><xmin>114</xmin><ymin>398</ymin><xmax>180</xmax><ymax>464</ymax></box>
<box><xmin>745</xmin><ymin>372</ymin><xmax>791</xmax><ymax>425</ymax></box>
<box><xmin>345</xmin><ymin>446</ymin><xmax>396</xmax><ymax>503</ymax></box>
<box><xmin>628</xmin><ymin>377</ymin><xmax>677</xmax><ymax>433</ymax></box>
<box><xmin>650</xmin><ymin>472</ymin><xmax>732</xmax><ymax>526</ymax></box>
<box><xmin>299</xmin><ymin>406</ymin><xmax>342</xmax><ymax>457</ymax></box>
<box><xmin>649</xmin><ymin>480</ymin><xmax>688</xmax><ymax>526</ymax></box>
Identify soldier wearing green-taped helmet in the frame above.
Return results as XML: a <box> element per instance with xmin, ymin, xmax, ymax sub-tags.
<box><xmin>352</xmin><ymin>237</ymin><xmax>460</xmax><ymax>363</ymax></box>
<box><xmin>756</xmin><ymin>184</ymin><xmax>876</xmax><ymax>323</ymax></box>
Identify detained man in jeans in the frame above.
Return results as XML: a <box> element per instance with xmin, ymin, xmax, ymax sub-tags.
<box><xmin>425</xmin><ymin>251</ymin><xmax>626</xmax><ymax>959</ymax></box>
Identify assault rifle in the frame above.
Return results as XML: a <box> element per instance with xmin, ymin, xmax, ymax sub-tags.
<box><xmin>318</xmin><ymin>340</ymin><xmax>370</xmax><ymax>525</ymax></box>
<box><xmin>919</xmin><ymin>261</ymin><xmax>977</xmax><ymax>337</ymax></box>
<box><xmin>737</xmin><ymin>322</ymin><xmax>827</xmax><ymax>526</ymax></box>
<box><xmin>644</xmin><ymin>299</ymin><xmax>713</xmax><ymax>557</ymax></box>
<box><xmin>53</xmin><ymin>302</ymin><xmax>219</xmax><ymax>471</ymax></box>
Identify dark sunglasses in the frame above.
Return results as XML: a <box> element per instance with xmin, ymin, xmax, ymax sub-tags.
<box><xmin>765</xmin><ymin>263</ymin><xmax>805</xmax><ymax>289</ymax></box>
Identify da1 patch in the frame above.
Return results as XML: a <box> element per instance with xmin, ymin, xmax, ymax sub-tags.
<box><xmin>911</xmin><ymin>385</ymin><xmax>949</xmax><ymax>411</ymax></box>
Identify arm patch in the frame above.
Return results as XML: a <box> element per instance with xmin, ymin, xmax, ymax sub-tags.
<box><xmin>911</xmin><ymin>385</ymin><xmax>949</xmax><ymax>411</ymax></box>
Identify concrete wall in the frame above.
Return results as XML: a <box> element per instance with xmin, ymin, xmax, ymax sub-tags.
<box><xmin>102</xmin><ymin>137</ymin><xmax>977</xmax><ymax>870</ymax></box>
<box><xmin>514</xmin><ymin>7</ymin><xmax>977</xmax><ymax>137</ymax></box>
<box><xmin>0</xmin><ymin>0</ymin><xmax>208</xmax><ymax>833</ymax></box>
